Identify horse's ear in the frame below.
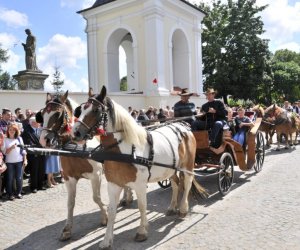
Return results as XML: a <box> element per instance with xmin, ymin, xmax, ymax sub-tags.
<box><xmin>35</xmin><ymin>111</ymin><xmax>43</xmax><ymax>124</ymax></box>
<box><xmin>46</xmin><ymin>93</ymin><xmax>52</xmax><ymax>102</ymax></box>
<box><xmin>74</xmin><ymin>106</ymin><xmax>82</xmax><ymax>118</ymax></box>
<box><xmin>61</xmin><ymin>90</ymin><xmax>68</xmax><ymax>103</ymax></box>
<box><xmin>98</xmin><ymin>86</ymin><xmax>107</xmax><ymax>101</ymax></box>
<box><xmin>88</xmin><ymin>87</ymin><xmax>93</xmax><ymax>97</ymax></box>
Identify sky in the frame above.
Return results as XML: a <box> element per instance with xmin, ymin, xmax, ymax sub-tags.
<box><xmin>0</xmin><ymin>0</ymin><xmax>300</xmax><ymax>92</ymax></box>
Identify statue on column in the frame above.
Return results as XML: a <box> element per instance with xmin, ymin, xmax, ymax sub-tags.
<box><xmin>22</xmin><ymin>29</ymin><xmax>39</xmax><ymax>71</ymax></box>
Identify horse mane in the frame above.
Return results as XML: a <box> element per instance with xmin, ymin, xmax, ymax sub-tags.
<box><xmin>252</xmin><ymin>105</ymin><xmax>265</xmax><ymax>117</ymax></box>
<box><xmin>111</xmin><ymin>99</ymin><xmax>147</xmax><ymax>148</ymax></box>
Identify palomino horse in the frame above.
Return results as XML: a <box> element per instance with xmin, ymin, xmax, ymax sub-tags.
<box><xmin>252</xmin><ymin>105</ymin><xmax>275</xmax><ymax>147</ymax></box>
<box><xmin>264</xmin><ymin>104</ymin><xmax>300</xmax><ymax>150</ymax></box>
<box><xmin>36</xmin><ymin>91</ymin><xmax>109</xmax><ymax>241</ymax></box>
<box><xmin>71</xmin><ymin>86</ymin><xmax>207</xmax><ymax>249</ymax></box>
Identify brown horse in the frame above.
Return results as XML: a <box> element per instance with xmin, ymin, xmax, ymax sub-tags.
<box><xmin>264</xmin><ymin>104</ymin><xmax>300</xmax><ymax>150</ymax></box>
<box><xmin>35</xmin><ymin>91</ymin><xmax>110</xmax><ymax>241</ymax></box>
<box><xmin>252</xmin><ymin>105</ymin><xmax>275</xmax><ymax>147</ymax></box>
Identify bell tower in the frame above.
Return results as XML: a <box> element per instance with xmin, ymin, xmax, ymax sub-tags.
<box><xmin>78</xmin><ymin>0</ymin><xmax>205</xmax><ymax>107</ymax></box>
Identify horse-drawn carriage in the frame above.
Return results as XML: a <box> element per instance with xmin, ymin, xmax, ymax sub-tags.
<box><xmin>158</xmin><ymin>111</ymin><xmax>265</xmax><ymax>195</ymax></box>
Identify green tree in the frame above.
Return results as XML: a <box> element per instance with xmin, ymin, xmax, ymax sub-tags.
<box><xmin>120</xmin><ymin>76</ymin><xmax>127</xmax><ymax>91</ymax></box>
<box><xmin>0</xmin><ymin>44</ymin><xmax>16</xmax><ymax>90</ymax></box>
<box><xmin>198</xmin><ymin>0</ymin><xmax>270</xmax><ymax>103</ymax></box>
<box><xmin>271</xmin><ymin>49</ymin><xmax>300</xmax><ymax>102</ymax></box>
<box><xmin>51</xmin><ymin>66</ymin><xmax>64</xmax><ymax>92</ymax></box>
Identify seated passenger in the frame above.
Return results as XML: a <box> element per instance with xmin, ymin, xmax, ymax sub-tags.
<box><xmin>233</xmin><ymin>107</ymin><xmax>254</xmax><ymax>146</ymax></box>
<box><xmin>191</xmin><ymin>88</ymin><xmax>227</xmax><ymax>148</ymax></box>
<box><xmin>226</xmin><ymin>107</ymin><xmax>236</xmax><ymax>136</ymax></box>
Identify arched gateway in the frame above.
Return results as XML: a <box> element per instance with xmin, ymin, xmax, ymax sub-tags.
<box><xmin>78</xmin><ymin>0</ymin><xmax>206</xmax><ymax>108</ymax></box>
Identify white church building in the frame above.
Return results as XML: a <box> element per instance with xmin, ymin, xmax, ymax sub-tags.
<box><xmin>0</xmin><ymin>0</ymin><xmax>206</xmax><ymax>112</ymax></box>
<box><xmin>78</xmin><ymin>0</ymin><xmax>206</xmax><ymax>109</ymax></box>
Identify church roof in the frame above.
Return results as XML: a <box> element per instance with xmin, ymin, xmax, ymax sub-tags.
<box><xmin>92</xmin><ymin>0</ymin><xmax>116</xmax><ymax>8</ymax></box>
<box><xmin>78</xmin><ymin>0</ymin><xmax>205</xmax><ymax>15</ymax></box>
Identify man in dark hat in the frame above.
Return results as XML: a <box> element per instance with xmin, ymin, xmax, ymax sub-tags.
<box><xmin>192</xmin><ymin>88</ymin><xmax>227</xmax><ymax>148</ymax></box>
<box><xmin>174</xmin><ymin>88</ymin><xmax>196</xmax><ymax>125</ymax></box>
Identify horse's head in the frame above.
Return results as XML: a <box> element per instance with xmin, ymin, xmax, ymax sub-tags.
<box><xmin>36</xmin><ymin>91</ymin><xmax>73</xmax><ymax>148</ymax></box>
<box><xmin>264</xmin><ymin>104</ymin><xmax>277</xmax><ymax>119</ymax></box>
<box><xmin>72</xmin><ymin>86</ymin><xmax>114</xmax><ymax>142</ymax></box>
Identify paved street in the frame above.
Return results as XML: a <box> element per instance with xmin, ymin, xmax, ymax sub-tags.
<box><xmin>1</xmin><ymin>143</ymin><xmax>300</xmax><ymax>250</ymax></box>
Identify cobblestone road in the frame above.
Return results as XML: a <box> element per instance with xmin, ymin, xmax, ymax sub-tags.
<box><xmin>1</xmin><ymin>143</ymin><xmax>300</xmax><ymax>250</ymax></box>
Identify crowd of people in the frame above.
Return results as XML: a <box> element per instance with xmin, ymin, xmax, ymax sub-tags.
<box><xmin>0</xmin><ymin>108</ymin><xmax>62</xmax><ymax>201</ymax></box>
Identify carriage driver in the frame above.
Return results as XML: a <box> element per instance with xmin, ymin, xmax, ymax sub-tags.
<box><xmin>174</xmin><ymin>88</ymin><xmax>197</xmax><ymax>125</ymax></box>
<box><xmin>191</xmin><ymin>88</ymin><xmax>228</xmax><ymax>148</ymax></box>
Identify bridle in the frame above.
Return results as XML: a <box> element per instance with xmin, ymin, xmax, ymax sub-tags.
<box><xmin>74</xmin><ymin>97</ymin><xmax>109</xmax><ymax>140</ymax></box>
<box><xmin>37</xmin><ymin>99</ymin><xmax>72</xmax><ymax>147</ymax></box>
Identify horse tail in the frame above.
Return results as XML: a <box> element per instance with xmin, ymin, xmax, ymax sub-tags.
<box><xmin>191</xmin><ymin>178</ymin><xmax>209</xmax><ymax>200</ymax></box>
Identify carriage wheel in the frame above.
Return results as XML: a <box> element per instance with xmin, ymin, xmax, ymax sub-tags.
<box><xmin>254</xmin><ymin>131</ymin><xmax>265</xmax><ymax>173</ymax></box>
<box><xmin>218</xmin><ymin>152</ymin><xmax>234</xmax><ymax>196</ymax></box>
<box><xmin>158</xmin><ymin>179</ymin><xmax>171</xmax><ymax>189</ymax></box>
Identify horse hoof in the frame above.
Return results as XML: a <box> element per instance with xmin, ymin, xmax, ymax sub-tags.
<box><xmin>99</xmin><ymin>244</ymin><xmax>112</xmax><ymax>250</ymax></box>
<box><xmin>119</xmin><ymin>199</ymin><xmax>132</xmax><ymax>207</ymax></box>
<box><xmin>179</xmin><ymin>212</ymin><xmax>187</xmax><ymax>218</ymax></box>
<box><xmin>135</xmin><ymin>233</ymin><xmax>148</xmax><ymax>242</ymax></box>
<box><xmin>59</xmin><ymin>232</ymin><xmax>71</xmax><ymax>241</ymax></box>
<box><xmin>166</xmin><ymin>209</ymin><xmax>177</xmax><ymax>216</ymax></box>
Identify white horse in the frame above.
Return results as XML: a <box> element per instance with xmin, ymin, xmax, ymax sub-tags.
<box><xmin>71</xmin><ymin>86</ymin><xmax>207</xmax><ymax>249</ymax></box>
<box><xmin>36</xmin><ymin>92</ymin><xmax>112</xmax><ymax>241</ymax></box>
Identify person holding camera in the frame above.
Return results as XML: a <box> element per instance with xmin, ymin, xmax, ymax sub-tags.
<box><xmin>0</xmin><ymin>123</ymin><xmax>27</xmax><ymax>200</ymax></box>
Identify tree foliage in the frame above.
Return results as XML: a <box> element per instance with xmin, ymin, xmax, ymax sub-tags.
<box><xmin>198</xmin><ymin>0</ymin><xmax>270</xmax><ymax>103</ymax></box>
<box><xmin>51</xmin><ymin>66</ymin><xmax>64</xmax><ymax>92</ymax></box>
<box><xmin>271</xmin><ymin>49</ymin><xmax>300</xmax><ymax>102</ymax></box>
<box><xmin>0</xmin><ymin>44</ymin><xmax>16</xmax><ymax>90</ymax></box>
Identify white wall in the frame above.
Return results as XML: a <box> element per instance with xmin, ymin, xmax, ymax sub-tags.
<box><xmin>0</xmin><ymin>90</ymin><xmax>206</xmax><ymax>114</ymax></box>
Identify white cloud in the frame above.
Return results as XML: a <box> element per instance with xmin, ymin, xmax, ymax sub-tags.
<box><xmin>0</xmin><ymin>8</ymin><xmax>29</xmax><ymax>28</ymax></box>
<box><xmin>38</xmin><ymin>34</ymin><xmax>86</xmax><ymax>71</ymax></box>
<box><xmin>258</xmin><ymin>0</ymin><xmax>300</xmax><ymax>45</ymax></box>
<box><xmin>276</xmin><ymin>42</ymin><xmax>300</xmax><ymax>53</ymax></box>
<box><xmin>60</xmin><ymin>0</ymin><xmax>94</xmax><ymax>9</ymax></box>
<box><xmin>0</xmin><ymin>32</ymin><xmax>19</xmax><ymax>48</ymax></box>
<box><xmin>0</xmin><ymin>33</ymin><xmax>21</xmax><ymax>72</ymax></box>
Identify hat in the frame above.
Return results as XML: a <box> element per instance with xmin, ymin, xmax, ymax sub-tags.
<box><xmin>179</xmin><ymin>88</ymin><xmax>193</xmax><ymax>96</ymax></box>
<box><xmin>205</xmin><ymin>88</ymin><xmax>217</xmax><ymax>95</ymax></box>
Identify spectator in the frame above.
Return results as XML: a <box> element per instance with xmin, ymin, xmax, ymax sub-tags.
<box><xmin>0</xmin><ymin>108</ymin><xmax>12</xmax><ymax>134</ymax></box>
<box><xmin>15</xmin><ymin>108</ymin><xmax>23</xmax><ymax>122</ymax></box>
<box><xmin>0</xmin><ymin>151</ymin><xmax>7</xmax><ymax>199</ymax></box>
<box><xmin>157</xmin><ymin>108</ymin><xmax>167</xmax><ymax>123</ymax></box>
<box><xmin>22</xmin><ymin>116</ymin><xmax>46</xmax><ymax>193</ymax></box>
<box><xmin>137</xmin><ymin>109</ymin><xmax>150</xmax><ymax>126</ymax></box>
<box><xmin>283</xmin><ymin>101</ymin><xmax>293</xmax><ymax>112</ymax></box>
<box><xmin>0</xmin><ymin>123</ymin><xmax>27</xmax><ymax>200</ymax></box>
<box><xmin>45</xmin><ymin>155</ymin><xmax>61</xmax><ymax>188</ymax></box>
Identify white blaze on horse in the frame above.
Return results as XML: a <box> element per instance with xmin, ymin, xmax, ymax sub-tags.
<box><xmin>36</xmin><ymin>91</ymin><xmax>108</xmax><ymax>241</ymax></box>
<box><xmin>264</xmin><ymin>104</ymin><xmax>300</xmax><ymax>150</ymax></box>
<box><xmin>71</xmin><ymin>86</ymin><xmax>207</xmax><ymax>249</ymax></box>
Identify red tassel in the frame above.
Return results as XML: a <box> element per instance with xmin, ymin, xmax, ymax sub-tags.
<box><xmin>65</xmin><ymin>124</ymin><xmax>72</xmax><ymax>133</ymax></box>
<box><xmin>152</xmin><ymin>78</ymin><xmax>157</xmax><ymax>84</ymax></box>
<box><xmin>96</xmin><ymin>127</ymin><xmax>106</xmax><ymax>135</ymax></box>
